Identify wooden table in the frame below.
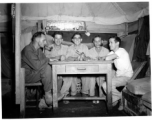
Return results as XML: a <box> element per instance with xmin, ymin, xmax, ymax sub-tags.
<box><xmin>49</xmin><ymin>61</ymin><xmax>113</xmax><ymax>111</ymax></box>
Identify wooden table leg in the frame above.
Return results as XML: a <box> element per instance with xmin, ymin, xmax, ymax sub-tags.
<box><xmin>99</xmin><ymin>78</ymin><xmax>102</xmax><ymax>97</ymax></box>
<box><xmin>106</xmin><ymin>64</ymin><xmax>112</xmax><ymax>112</ymax></box>
<box><xmin>52</xmin><ymin>65</ymin><xmax>58</xmax><ymax>108</ymax></box>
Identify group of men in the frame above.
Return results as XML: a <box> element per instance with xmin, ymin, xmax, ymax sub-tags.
<box><xmin>21</xmin><ymin>31</ymin><xmax>133</xmax><ymax>111</ymax></box>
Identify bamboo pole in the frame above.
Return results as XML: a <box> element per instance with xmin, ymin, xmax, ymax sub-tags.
<box><xmin>15</xmin><ymin>3</ymin><xmax>21</xmax><ymax>104</ymax></box>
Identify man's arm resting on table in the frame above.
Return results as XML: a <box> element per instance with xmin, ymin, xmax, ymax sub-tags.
<box><xmin>100</xmin><ymin>54</ymin><xmax>118</xmax><ymax>61</ymax></box>
<box><xmin>66</xmin><ymin>56</ymin><xmax>78</xmax><ymax>61</ymax></box>
<box><xmin>105</xmin><ymin>54</ymin><xmax>118</xmax><ymax>60</ymax></box>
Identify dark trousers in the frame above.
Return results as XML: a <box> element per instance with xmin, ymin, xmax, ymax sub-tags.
<box><xmin>25</xmin><ymin>64</ymin><xmax>52</xmax><ymax>92</ymax></box>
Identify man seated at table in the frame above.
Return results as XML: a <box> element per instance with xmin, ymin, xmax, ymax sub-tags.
<box><xmin>66</xmin><ymin>33</ymin><xmax>91</xmax><ymax>97</ymax></box>
<box><xmin>87</xmin><ymin>36</ymin><xmax>109</xmax><ymax>103</ymax></box>
<box><xmin>44</xmin><ymin>32</ymin><xmax>72</xmax><ymax>97</ymax></box>
<box><xmin>21</xmin><ymin>32</ymin><xmax>64</xmax><ymax>110</ymax></box>
<box><xmin>101</xmin><ymin>37</ymin><xmax>133</xmax><ymax>110</ymax></box>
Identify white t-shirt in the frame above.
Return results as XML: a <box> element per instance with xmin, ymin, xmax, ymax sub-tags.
<box><xmin>109</xmin><ymin>48</ymin><xmax>133</xmax><ymax>77</ymax></box>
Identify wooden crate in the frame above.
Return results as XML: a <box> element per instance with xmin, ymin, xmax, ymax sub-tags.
<box><xmin>122</xmin><ymin>89</ymin><xmax>147</xmax><ymax>116</ymax></box>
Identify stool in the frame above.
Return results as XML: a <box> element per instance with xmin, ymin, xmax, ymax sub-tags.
<box><xmin>25</xmin><ymin>82</ymin><xmax>43</xmax><ymax>109</ymax></box>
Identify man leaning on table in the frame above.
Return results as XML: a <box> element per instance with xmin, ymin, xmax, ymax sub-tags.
<box><xmin>101</xmin><ymin>36</ymin><xmax>133</xmax><ymax>111</ymax></box>
<box><xmin>21</xmin><ymin>32</ymin><xmax>65</xmax><ymax>110</ymax></box>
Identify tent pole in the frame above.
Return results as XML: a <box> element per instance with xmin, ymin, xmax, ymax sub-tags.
<box><xmin>0</xmin><ymin>33</ymin><xmax>1</xmax><ymax>89</ymax></box>
<box><xmin>15</xmin><ymin>3</ymin><xmax>21</xmax><ymax>105</ymax></box>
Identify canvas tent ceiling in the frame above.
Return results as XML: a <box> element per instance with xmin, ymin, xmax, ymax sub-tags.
<box><xmin>0</xmin><ymin>2</ymin><xmax>149</xmax><ymax>24</ymax></box>
<box><xmin>21</xmin><ymin>2</ymin><xmax>149</xmax><ymax>25</ymax></box>
<box><xmin>0</xmin><ymin>2</ymin><xmax>149</xmax><ymax>33</ymax></box>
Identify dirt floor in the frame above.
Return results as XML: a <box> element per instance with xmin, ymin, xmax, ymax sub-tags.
<box><xmin>2</xmin><ymin>78</ymin><xmax>127</xmax><ymax>118</ymax></box>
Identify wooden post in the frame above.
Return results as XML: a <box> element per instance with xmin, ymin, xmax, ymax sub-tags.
<box><xmin>15</xmin><ymin>3</ymin><xmax>21</xmax><ymax>104</ymax></box>
<box><xmin>0</xmin><ymin>33</ymin><xmax>1</xmax><ymax>87</ymax></box>
<box><xmin>42</xmin><ymin>19</ymin><xmax>46</xmax><ymax>31</ymax></box>
<box><xmin>52</xmin><ymin>65</ymin><xmax>58</xmax><ymax>108</ymax></box>
<box><xmin>20</xmin><ymin>68</ymin><xmax>25</xmax><ymax>118</ymax></box>
<box><xmin>38</xmin><ymin>20</ymin><xmax>42</xmax><ymax>31</ymax></box>
<box><xmin>106</xmin><ymin>63</ymin><xmax>112</xmax><ymax>111</ymax></box>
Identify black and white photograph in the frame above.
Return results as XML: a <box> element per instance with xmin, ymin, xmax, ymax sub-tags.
<box><xmin>0</xmin><ymin>1</ymin><xmax>151</xmax><ymax>118</ymax></box>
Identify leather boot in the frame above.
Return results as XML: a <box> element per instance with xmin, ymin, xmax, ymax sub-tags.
<box><xmin>45</xmin><ymin>90</ymin><xmax>52</xmax><ymax>106</ymax></box>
